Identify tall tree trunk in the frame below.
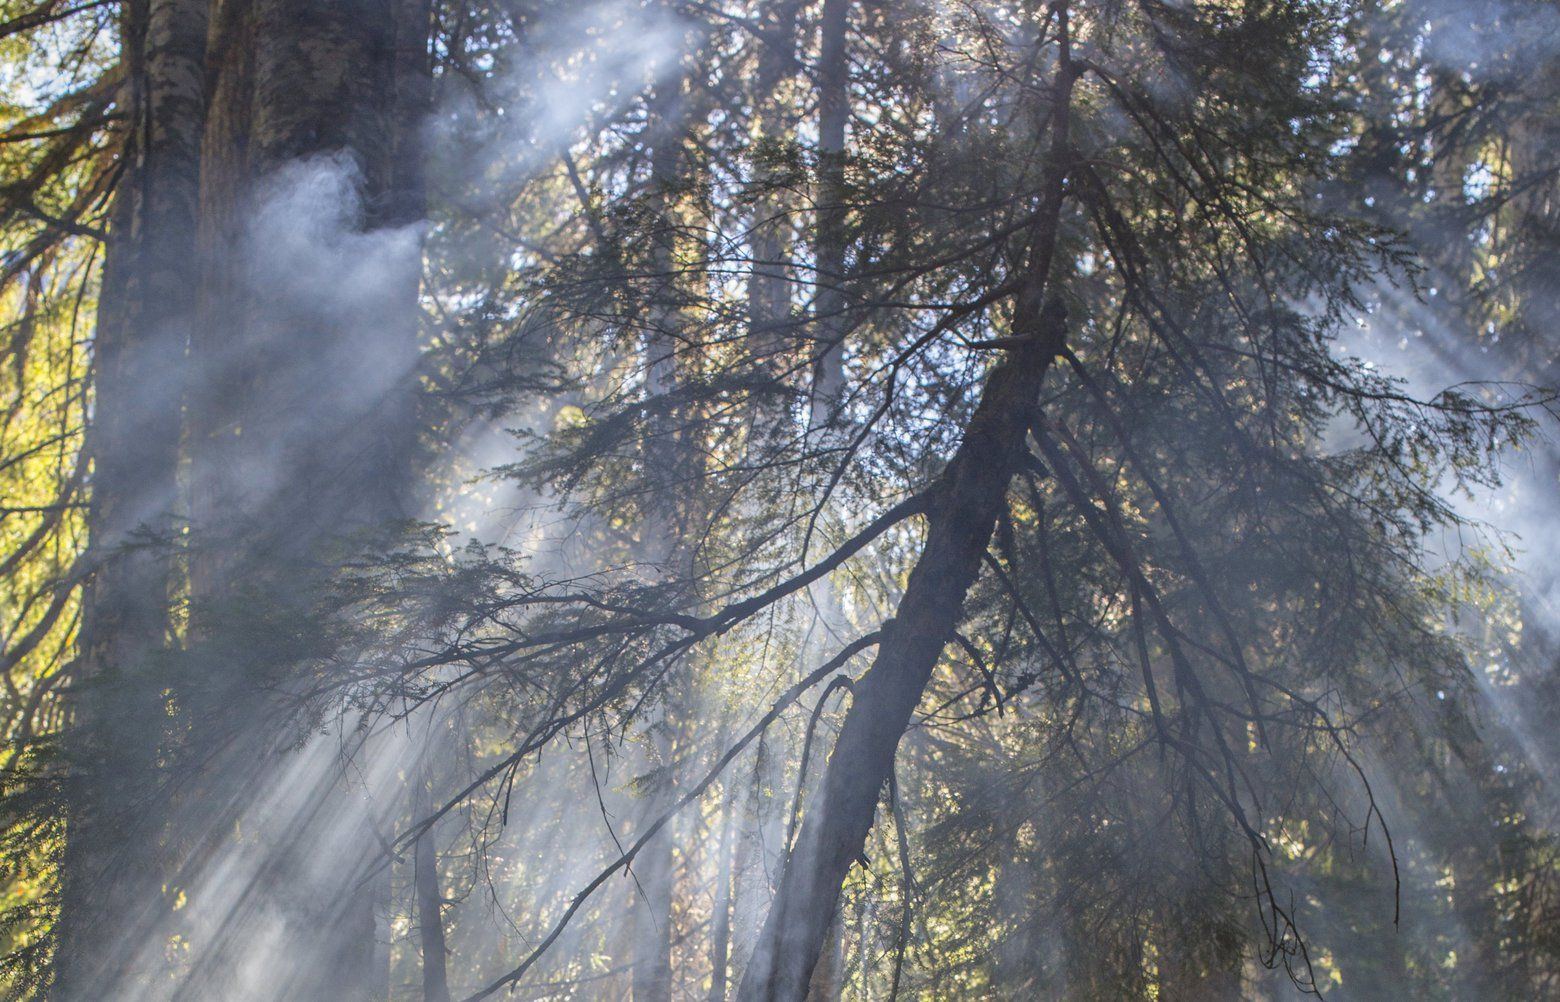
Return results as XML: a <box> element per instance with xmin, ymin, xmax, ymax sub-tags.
<box><xmin>414</xmin><ymin>836</ymin><xmax>452</xmax><ymax>998</ymax></box>
<box><xmin>176</xmin><ymin>0</ymin><xmax>429</xmax><ymax>997</ymax></box>
<box><xmin>190</xmin><ymin>0</ymin><xmax>420</xmax><ymax>581</ymax></box>
<box><xmin>1506</xmin><ymin>112</ymin><xmax>1560</xmax><ymax>708</ymax></box>
<box><xmin>633</xmin><ymin>781</ymin><xmax>677</xmax><ymax>1002</ymax></box>
<box><xmin>707</xmin><ymin>778</ymin><xmax>738</xmax><ymax>1002</ymax></box>
<box><xmin>633</xmin><ymin>53</ymin><xmax>704</xmax><ymax>1001</ymax></box>
<box><xmin>736</xmin><ymin>299</ymin><xmax>1069</xmax><ymax>998</ymax></box>
<box><xmin>799</xmin><ymin>15</ymin><xmax>855</xmax><ymax>991</ymax></box>
<box><xmin>747</xmin><ymin>0</ymin><xmax>800</xmax><ymax>369</ymax></box>
<box><xmin>415</xmin><ymin>754</ymin><xmax>452</xmax><ymax>1002</ymax></box>
<box><xmin>808</xmin><ymin>0</ymin><xmax>849</xmax><ymax>429</ymax></box>
<box><xmin>737</xmin><ymin>42</ymin><xmax>1078</xmax><ymax>985</ymax></box>
<box><xmin>54</xmin><ymin>0</ymin><xmax>206</xmax><ymax>996</ymax></box>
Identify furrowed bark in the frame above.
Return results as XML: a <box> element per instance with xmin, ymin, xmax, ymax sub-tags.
<box><xmin>191</xmin><ymin>0</ymin><xmax>418</xmax><ymax>581</ymax></box>
<box><xmin>55</xmin><ymin>0</ymin><xmax>206</xmax><ymax>995</ymax></box>
<box><xmin>176</xmin><ymin>0</ymin><xmax>429</xmax><ymax>997</ymax></box>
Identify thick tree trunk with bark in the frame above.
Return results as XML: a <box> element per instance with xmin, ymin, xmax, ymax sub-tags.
<box><xmin>54</xmin><ymin>0</ymin><xmax>206</xmax><ymax>996</ymax></box>
<box><xmin>191</xmin><ymin>0</ymin><xmax>419</xmax><ymax>582</ymax></box>
<box><xmin>172</xmin><ymin>0</ymin><xmax>428</xmax><ymax>997</ymax></box>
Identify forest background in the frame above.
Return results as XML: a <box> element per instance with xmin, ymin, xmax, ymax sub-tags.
<box><xmin>2</xmin><ymin>0</ymin><xmax>1560</xmax><ymax>999</ymax></box>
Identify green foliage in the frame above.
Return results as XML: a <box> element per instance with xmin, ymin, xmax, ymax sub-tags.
<box><xmin>3</xmin><ymin>0</ymin><xmax>1559</xmax><ymax>998</ymax></box>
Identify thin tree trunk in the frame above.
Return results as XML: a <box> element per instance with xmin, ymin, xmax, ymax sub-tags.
<box><xmin>415</xmin><ymin>761</ymin><xmax>452</xmax><ymax>1002</ymax></box>
<box><xmin>633</xmin><ymin>52</ymin><xmax>702</xmax><ymax>1001</ymax></box>
<box><xmin>633</xmin><ymin>704</ymin><xmax>678</xmax><ymax>1002</ymax></box>
<box><xmin>747</xmin><ymin>0</ymin><xmax>800</xmax><ymax>364</ymax></box>
<box><xmin>737</xmin><ymin>42</ymin><xmax>1079</xmax><ymax>989</ymax></box>
<box><xmin>708</xmin><ymin>779</ymin><xmax>738</xmax><ymax>1002</ymax></box>
<box><xmin>856</xmin><ymin>891</ymin><xmax>871</xmax><ymax>1002</ymax></box>
<box><xmin>809</xmin><ymin>0</ymin><xmax>849</xmax><ymax>429</ymax></box>
<box><xmin>797</xmin><ymin>15</ymin><xmax>853</xmax><ymax>989</ymax></box>
<box><xmin>54</xmin><ymin>0</ymin><xmax>206</xmax><ymax>996</ymax></box>
<box><xmin>735</xmin><ymin>305</ymin><xmax>1066</xmax><ymax>999</ymax></box>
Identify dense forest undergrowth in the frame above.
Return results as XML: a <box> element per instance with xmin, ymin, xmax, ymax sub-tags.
<box><xmin>2</xmin><ymin>0</ymin><xmax>1560</xmax><ymax>999</ymax></box>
